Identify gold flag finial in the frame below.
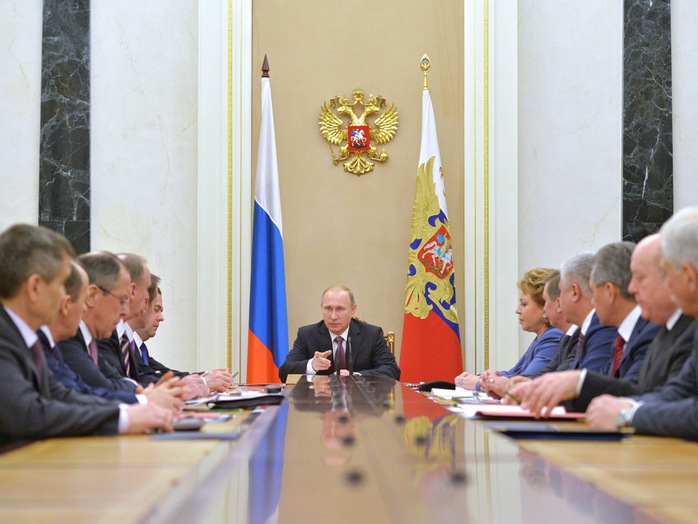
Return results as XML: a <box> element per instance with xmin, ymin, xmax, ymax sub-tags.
<box><xmin>420</xmin><ymin>54</ymin><xmax>431</xmax><ymax>90</ymax></box>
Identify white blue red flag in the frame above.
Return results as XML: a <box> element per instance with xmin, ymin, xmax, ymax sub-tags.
<box><xmin>247</xmin><ymin>66</ymin><xmax>288</xmax><ymax>384</ymax></box>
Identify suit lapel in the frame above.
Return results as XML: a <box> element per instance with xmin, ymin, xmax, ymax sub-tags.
<box><xmin>0</xmin><ymin>308</ymin><xmax>46</xmax><ymax>394</ymax></box>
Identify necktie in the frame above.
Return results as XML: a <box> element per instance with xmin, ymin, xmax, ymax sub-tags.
<box><xmin>611</xmin><ymin>334</ymin><xmax>625</xmax><ymax>376</ymax></box>
<box><xmin>30</xmin><ymin>340</ymin><xmax>45</xmax><ymax>385</ymax></box>
<box><xmin>558</xmin><ymin>334</ymin><xmax>571</xmax><ymax>352</ymax></box>
<box><xmin>140</xmin><ymin>343</ymin><xmax>150</xmax><ymax>366</ymax></box>
<box><xmin>335</xmin><ymin>336</ymin><xmax>346</xmax><ymax>372</ymax></box>
<box><xmin>575</xmin><ymin>332</ymin><xmax>585</xmax><ymax>362</ymax></box>
<box><xmin>88</xmin><ymin>339</ymin><xmax>99</xmax><ymax>366</ymax></box>
<box><xmin>120</xmin><ymin>333</ymin><xmax>131</xmax><ymax>377</ymax></box>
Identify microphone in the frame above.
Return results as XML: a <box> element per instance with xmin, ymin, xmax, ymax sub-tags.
<box><xmin>347</xmin><ymin>336</ymin><xmax>353</xmax><ymax>373</ymax></box>
<box><xmin>336</xmin><ymin>338</ymin><xmax>342</xmax><ymax>377</ymax></box>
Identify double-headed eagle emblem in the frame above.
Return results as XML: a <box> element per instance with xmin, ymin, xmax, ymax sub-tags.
<box><xmin>319</xmin><ymin>89</ymin><xmax>399</xmax><ymax>175</ymax></box>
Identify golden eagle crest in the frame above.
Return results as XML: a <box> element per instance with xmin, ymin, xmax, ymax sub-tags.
<box><xmin>319</xmin><ymin>89</ymin><xmax>398</xmax><ymax>176</ymax></box>
<box><xmin>404</xmin><ymin>157</ymin><xmax>458</xmax><ymax>325</ymax></box>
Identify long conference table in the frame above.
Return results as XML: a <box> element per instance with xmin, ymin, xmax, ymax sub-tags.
<box><xmin>1</xmin><ymin>376</ymin><xmax>697</xmax><ymax>523</ymax></box>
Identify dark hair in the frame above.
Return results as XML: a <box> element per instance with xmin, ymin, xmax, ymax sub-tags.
<box><xmin>0</xmin><ymin>224</ymin><xmax>75</xmax><ymax>299</ymax></box>
<box><xmin>147</xmin><ymin>274</ymin><xmax>161</xmax><ymax>304</ymax></box>
<box><xmin>77</xmin><ymin>251</ymin><xmax>124</xmax><ymax>291</ymax></box>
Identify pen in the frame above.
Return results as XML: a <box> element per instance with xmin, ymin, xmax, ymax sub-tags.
<box><xmin>503</xmin><ymin>389</ymin><xmax>521</xmax><ymax>405</ymax></box>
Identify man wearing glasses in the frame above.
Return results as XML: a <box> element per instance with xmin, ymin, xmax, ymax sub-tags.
<box><xmin>59</xmin><ymin>251</ymin><xmax>138</xmax><ymax>392</ymax></box>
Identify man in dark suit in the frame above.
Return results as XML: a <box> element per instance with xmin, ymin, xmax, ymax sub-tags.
<box><xmin>528</xmin><ymin>270</ymin><xmax>580</xmax><ymax>377</ymax></box>
<box><xmin>59</xmin><ymin>251</ymin><xmax>139</xmax><ymax>392</ymax></box>
<box><xmin>133</xmin><ymin>275</ymin><xmax>233</xmax><ymax>394</ymax></box>
<box><xmin>0</xmin><ymin>224</ymin><xmax>173</xmax><ymax>444</ymax></box>
<box><xmin>507</xmin><ymin>242</ymin><xmax>660</xmax><ymax>415</ymax></box>
<box><xmin>588</xmin><ymin>208</ymin><xmax>698</xmax><ymax>439</ymax></box>
<box><xmin>278</xmin><ymin>286</ymin><xmax>400</xmax><ymax>382</ymax></box>
<box><xmin>558</xmin><ymin>252</ymin><xmax>617</xmax><ymax>373</ymax></box>
<box><xmin>576</xmin><ymin>235</ymin><xmax>695</xmax><ymax>408</ymax></box>
<box><xmin>97</xmin><ymin>253</ymin><xmax>160</xmax><ymax>386</ymax></box>
<box><xmin>43</xmin><ymin>261</ymin><xmax>182</xmax><ymax>409</ymax></box>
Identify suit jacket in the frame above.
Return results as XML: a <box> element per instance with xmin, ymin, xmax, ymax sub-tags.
<box><xmin>59</xmin><ymin>330</ymin><xmax>137</xmax><ymax>393</ymax></box>
<box><xmin>278</xmin><ymin>319</ymin><xmax>400</xmax><ymax>382</ymax></box>
<box><xmin>500</xmin><ymin>327</ymin><xmax>563</xmax><ymax>377</ymax></box>
<box><xmin>602</xmin><ymin>317</ymin><xmax>659</xmax><ymax>380</ymax></box>
<box><xmin>0</xmin><ymin>307</ymin><xmax>119</xmax><ymax>444</ymax></box>
<box><xmin>569</xmin><ymin>313</ymin><xmax>617</xmax><ymax>373</ymax></box>
<box><xmin>526</xmin><ymin>328</ymin><xmax>580</xmax><ymax>378</ymax></box>
<box><xmin>632</xmin><ymin>324</ymin><xmax>698</xmax><ymax>440</ymax></box>
<box><xmin>133</xmin><ymin>341</ymin><xmax>191</xmax><ymax>379</ymax></box>
<box><xmin>38</xmin><ymin>330</ymin><xmax>137</xmax><ymax>404</ymax></box>
<box><xmin>574</xmin><ymin>314</ymin><xmax>697</xmax><ymax>412</ymax></box>
<box><xmin>98</xmin><ymin>331</ymin><xmax>160</xmax><ymax>386</ymax></box>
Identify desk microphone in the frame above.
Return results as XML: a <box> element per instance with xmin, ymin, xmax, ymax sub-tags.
<box><xmin>347</xmin><ymin>336</ymin><xmax>353</xmax><ymax>373</ymax></box>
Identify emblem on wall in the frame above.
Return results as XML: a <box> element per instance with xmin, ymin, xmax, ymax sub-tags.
<box><xmin>319</xmin><ymin>89</ymin><xmax>399</xmax><ymax>175</ymax></box>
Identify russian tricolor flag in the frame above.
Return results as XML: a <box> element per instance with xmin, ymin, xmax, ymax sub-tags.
<box><xmin>247</xmin><ymin>57</ymin><xmax>288</xmax><ymax>384</ymax></box>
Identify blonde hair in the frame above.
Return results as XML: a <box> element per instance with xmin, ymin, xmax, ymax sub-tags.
<box><xmin>518</xmin><ymin>268</ymin><xmax>556</xmax><ymax>308</ymax></box>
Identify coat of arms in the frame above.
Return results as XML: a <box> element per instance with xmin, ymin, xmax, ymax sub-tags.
<box><xmin>319</xmin><ymin>89</ymin><xmax>399</xmax><ymax>175</ymax></box>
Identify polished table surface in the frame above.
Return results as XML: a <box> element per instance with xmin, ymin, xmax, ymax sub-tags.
<box><xmin>1</xmin><ymin>376</ymin><xmax>697</xmax><ymax>523</ymax></box>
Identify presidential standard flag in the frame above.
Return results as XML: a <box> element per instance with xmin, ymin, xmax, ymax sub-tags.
<box><xmin>247</xmin><ymin>58</ymin><xmax>288</xmax><ymax>384</ymax></box>
<box><xmin>400</xmin><ymin>80</ymin><xmax>463</xmax><ymax>383</ymax></box>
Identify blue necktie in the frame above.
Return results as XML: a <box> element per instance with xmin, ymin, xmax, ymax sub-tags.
<box><xmin>140</xmin><ymin>343</ymin><xmax>150</xmax><ymax>366</ymax></box>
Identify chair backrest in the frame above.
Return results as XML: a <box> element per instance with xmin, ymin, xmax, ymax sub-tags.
<box><xmin>385</xmin><ymin>331</ymin><xmax>395</xmax><ymax>355</ymax></box>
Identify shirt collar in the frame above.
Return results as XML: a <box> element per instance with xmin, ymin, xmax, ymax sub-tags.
<box><xmin>329</xmin><ymin>326</ymin><xmax>350</xmax><ymax>344</ymax></box>
<box><xmin>39</xmin><ymin>325</ymin><xmax>56</xmax><ymax>348</ymax></box>
<box><xmin>79</xmin><ymin>320</ymin><xmax>93</xmax><ymax>348</ymax></box>
<box><xmin>617</xmin><ymin>305</ymin><xmax>642</xmax><ymax>342</ymax></box>
<box><xmin>133</xmin><ymin>331</ymin><xmax>144</xmax><ymax>347</ymax></box>
<box><xmin>3</xmin><ymin>306</ymin><xmax>39</xmax><ymax>349</ymax></box>
<box><xmin>667</xmin><ymin>308</ymin><xmax>682</xmax><ymax>330</ymax></box>
<box><xmin>566</xmin><ymin>324</ymin><xmax>579</xmax><ymax>337</ymax></box>
<box><xmin>580</xmin><ymin>309</ymin><xmax>595</xmax><ymax>335</ymax></box>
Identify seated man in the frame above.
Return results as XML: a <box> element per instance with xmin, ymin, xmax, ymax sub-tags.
<box><xmin>587</xmin><ymin>207</ymin><xmax>698</xmax><ymax>439</ymax></box>
<box><xmin>505</xmin><ymin>240</ymin><xmax>663</xmax><ymax>414</ymax></box>
<box><xmin>278</xmin><ymin>286</ymin><xmax>400</xmax><ymax>382</ymax></box>
<box><xmin>41</xmin><ymin>261</ymin><xmax>182</xmax><ymax>410</ymax></box>
<box><xmin>0</xmin><ymin>224</ymin><xmax>173</xmax><ymax>444</ymax></box>
<box><xmin>133</xmin><ymin>275</ymin><xmax>232</xmax><ymax>394</ymax></box>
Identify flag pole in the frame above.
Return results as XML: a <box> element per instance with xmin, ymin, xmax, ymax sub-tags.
<box><xmin>262</xmin><ymin>54</ymin><xmax>269</xmax><ymax>78</ymax></box>
<box><xmin>420</xmin><ymin>53</ymin><xmax>431</xmax><ymax>90</ymax></box>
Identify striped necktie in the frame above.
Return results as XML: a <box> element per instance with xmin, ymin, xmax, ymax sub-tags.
<box><xmin>120</xmin><ymin>333</ymin><xmax>131</xmax><ymax>377</ymax></box>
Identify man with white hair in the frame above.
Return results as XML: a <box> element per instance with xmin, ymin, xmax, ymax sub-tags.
<box><xmin>587</xmin><ymin>207</ymin><xmax>698</xmax><ymax>440</ymax></box>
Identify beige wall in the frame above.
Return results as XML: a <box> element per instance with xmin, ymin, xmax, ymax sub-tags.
<box><xmin>251</xmin><ymin>0</ymin><xmax>464</xmax><ymax>357</ymax></box>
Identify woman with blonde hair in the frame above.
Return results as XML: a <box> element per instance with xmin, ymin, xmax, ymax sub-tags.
<box><xmin>455</xmin><ymin>267</ymin><xmax>563</xmax><ymax>391</ymax></box>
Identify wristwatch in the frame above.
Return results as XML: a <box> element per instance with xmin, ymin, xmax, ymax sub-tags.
<box><xmin>615</xmin><ymin>406</ymin><xmax>634</xmax><ymax>428</ymax></box>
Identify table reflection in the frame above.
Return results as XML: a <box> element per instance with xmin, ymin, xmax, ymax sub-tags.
<box><xmin>239</xmin><ymin>377</ymin><xmax>655</xmax><ymax>524</ymax></box>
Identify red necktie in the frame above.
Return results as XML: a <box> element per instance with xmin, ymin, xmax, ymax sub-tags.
<box><xmin>611</xmin><ymin>334</ymin><xmax>625</xmax><ymax>376</ymax></box>
<box><xmin>335</xmin><ymin>336</ymin><xmax>346</xmax><ymax>372</ymax></box>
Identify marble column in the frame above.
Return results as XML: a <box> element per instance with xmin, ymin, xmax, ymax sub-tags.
<box><xmin>622</xmin><ymin>0</ymin><xmax>673</xmax><ymax>241</ymax></box>
<box><xmin>39</xmin><ymin>0</ymin><xmax>91</xmax><ymax>253</ymax></box>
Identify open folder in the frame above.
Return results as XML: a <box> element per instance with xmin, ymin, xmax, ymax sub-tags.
<box><xmin>488</xmin><ymin>422</ymin><xmax>632</xmax><ymax>441</ymax></box>
<box><xmin>472</xmin><ymin>404</ymin><xmax>585</xmax><ymax>420</ymax></box>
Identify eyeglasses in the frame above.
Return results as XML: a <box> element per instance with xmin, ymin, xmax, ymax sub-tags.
<box><xmin>97</xmin><ymin>285</ymin><xmax>130</xmax><ymax>306</ymax></box>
